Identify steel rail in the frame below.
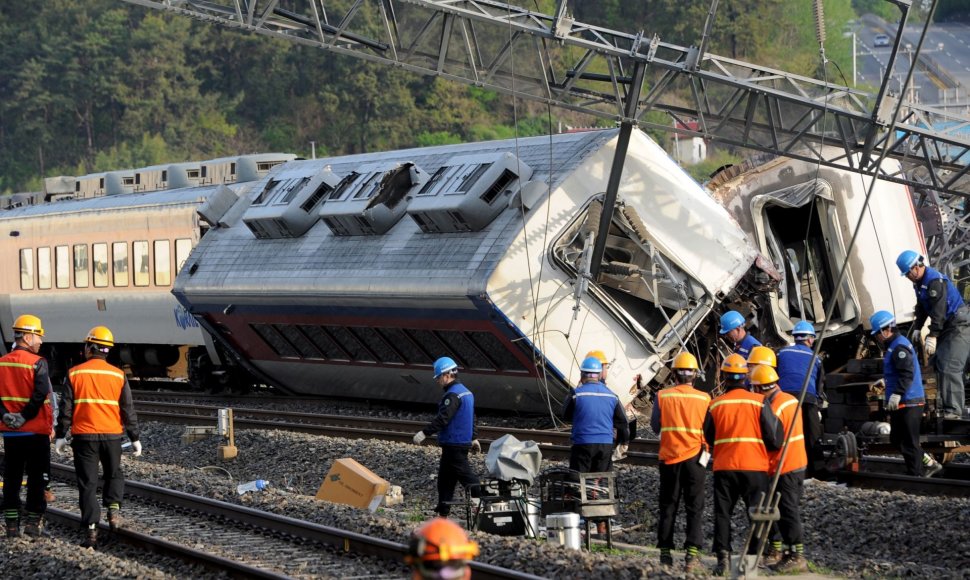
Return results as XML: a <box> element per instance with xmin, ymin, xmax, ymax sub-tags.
<box><xmin>47</xmin><ymin>463</ymin><xmax>543</xmax><ymax>580</ymax></box>
<box><xmin>43</xmin><ymin>506</ymin><xmax>290</xmax><ymax>579</ymax></box>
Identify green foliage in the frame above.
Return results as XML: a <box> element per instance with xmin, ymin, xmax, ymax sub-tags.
<box><xmin>852</xmin><ymin>0</ymin><xmax>900</xmax><ymax>21</ymax></box>
<box><xmin>0</xmin><ymin>1</ymin><xmax>873</xmax><ymax>190</ymax></box>
<box><xmin>683</xmin><ymin>150</ymin><xmax>744</xmax><ymax>184</ymax></box>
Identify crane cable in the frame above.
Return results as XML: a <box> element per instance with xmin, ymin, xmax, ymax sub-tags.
<box><xmin>742</xmin><ymin>0</ymin><xmax>941</xmax><ymax>571</ymax></box>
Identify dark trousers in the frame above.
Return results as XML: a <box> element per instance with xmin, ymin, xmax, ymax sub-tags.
<box><xmin>889</xmin><ymin>406</ymin><xmax>924</xmax><ymax>476</ymax></box>
<box><xmin>72</xmin><ymin>438</ymin><xmax>124</xmax><ymax>526</ymax></box>
<box><xmin>435</xmin><ymin>445</ymin><xmax>480</xmax><ymax>516</ymax></box>
<box><xmin>712</xmin><ymin>470</ymin><xmax>767</xmax><ymax>555</ymax></box>
<box><xmin>1</xmin><ymin>435</ymin><xmax>50</xmax><ymax>516</ymax></box>
<box><xmin>801</xmin><ymin>403</ymin><xmax>823</xmax><ymax>477</ymax></box>
<box><xmin>657</xmin><ymin>453</ymin><xmax>706</xmax><ymax>550</ymax></box>
<box><xmin>768</xmin><ymin>470</ymin><xmax>804</xmax><ymax>546</ymax></box>
<box><xmin>569</xmin><ymin>443</ymin><xmax>613</xmax><ymax>473</ymax></box>
<box><xmin>935</xmin><ymin>312</ymin><xmax>970</xmax><ymax>417</ymax></box>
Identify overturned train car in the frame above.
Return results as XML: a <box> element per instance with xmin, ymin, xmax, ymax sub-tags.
<box><xmin>173</xmin><ymin>129</ymin><xmax>927</xmax><ymax>414</ymax></box>
<box><xmin>174</xmin><ymin>129</ymin><xmax>769</xmax><ymax>412</ymax></box>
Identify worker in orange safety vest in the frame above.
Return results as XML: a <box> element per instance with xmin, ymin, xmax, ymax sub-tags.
<box><xmin>55</xmin><ymin>326</ymin><xmax>140</xmax><ymax>548</ymax></box>
<box><xmin>650</xmin><ymin>352</ymin><xmax>711</xmax><ymax>573</ymax></box>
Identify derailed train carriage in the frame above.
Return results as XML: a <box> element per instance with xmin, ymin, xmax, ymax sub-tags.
<box><xmin>171</xmin><ymin>128</ymin><xmax>934</xmax><ymax>421</ymax></box>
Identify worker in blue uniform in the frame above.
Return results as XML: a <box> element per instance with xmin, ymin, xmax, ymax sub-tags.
<box><xmin>719</xmin><ymin>310</ymin><xmax>761</xmax><ymax>358</ymax></box>
<box><xmin>896</xmin><ymin>250</ymin><xmax>970</xmax><ymax>420</ymax></box>
<box><xmin>869</xmin><ymin>311</ymin><xmax>943</xmax><ymax>477</ymax></box>
<box><xmin>562</xmin><ymin>356</ymin><xmax>630</xmax><ymax>474</ymax></box>
<box><xmin>776</xmin><ymin>320</ymin><xmax>825</xmax><ymax>476</ymax></box>
<box><xmin>413</xmin><ymin>357</ymin><xmax>482</xmax><ymax>517</ymax></box>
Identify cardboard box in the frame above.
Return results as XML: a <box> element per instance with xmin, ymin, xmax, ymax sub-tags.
<box><xmin>316</xmin><ymin>458</ymin><xmax>390</xmax><ymax>512</ymax></box>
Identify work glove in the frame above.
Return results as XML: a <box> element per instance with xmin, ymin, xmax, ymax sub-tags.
<box><xmin>924</xmin><ymin>336</ymin><xmax>937</xmax><ymax>357</ymax></box>
<box><xmin>611</xmin><ymin>443</ymin><xmax>629</xmax><ymax>462</ymax></box>
<box><xmin>412</xmin><ymin>431</ymin><xmax>427</xmax><ymax>445</ymax></box>
<box><xmin>132</xmin><ymin>441</ymin><xmax>143</xmax><ymax>457</ymax></box>
<box><xmin>2</xmin><ymin>413</ymin><xmax>25</xmax><ymax>429</ymax></box>
<box><xmin>470</xmin><ymin>440</ymin><xmax>482</xmax><ymax>454</ymax></box>
<box><xmin>54</xmin><ymin>438</ymin><xmax>69</xmax><ymax>455</ymax></box>
<box><xmin>887</xmin><ymin>394</ymin><xmax>902</xmax><ymax>412</ymax></box>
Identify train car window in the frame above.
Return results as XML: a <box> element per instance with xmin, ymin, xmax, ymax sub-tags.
<box><xmin>37</xmin><ymin>247</ymin><xmax>52</xmax><ymax>290</ymax></box>
<box><xmin>19</xmin><ymin>248</ymin><xmax>34</xmax><ymax>290</ymax></box>
<box><xmin>404</xmin><ymin>329</ymin><xmax>462</xmax><ymax>364</ymax></box>
<box><xmin>154</xmin><ymin>240</ymin><xmax>171</xmax><ymax>286</ymax></box>
<box><xmin>297</xmin><ymin>325</ymin><xmax>347</xmax><ymax>360</ymax></box>
<box><xmin>274</xmin><ymin>325</ymin><xmax>324</xmax><ymax>359</ymax></box>
<box><xmin>435</xmin><ymin>330</ymin><xmax>494</xmax><ymax>370</ymax></box>
<box><xmin>467</xmin><ymin>332</ymin><xmax>529</xmax><ymax>372</ymax></box>
<box><xmin>250</xmin><ymin>324</ymin><xmax>300</xmax><ymax>358</ymax></box>
<box><xmin>175</xmin><ymin>238</ymin><xmax>192</xmax><ymax>273</ymax></box>
<box><xmin>325</xmin><ymin>326</ymin><xmax>375</xmax><ymax>362</ymax></box>
<box><xmin>92</xmin><ymin>243</ymin><xmax>109</xmax><ymax>288</ymax></box>
<box><xmin>55</xmin><ymin>245</ymin><xmax>70</xmax><ymax>289</ymax></box>
<box><xmin>133</xmin><ymin>241</ymin><xmax>150</xmax><ymax>287</ymax></box>
<box><xmin>376</xmin><ymin>328</ymin><xmax>434</xmax><ymax>365</ymax></box>
<box><xmin>112</xmin><ymin>242</ymin><xmax>129</xmax><ymax>287</ymax></box>
<box><xmin>348</xmin><ymin>327</ymin><xmax>405</xmax><ymax>364</ymax></box>
<box><xmin>73</xmin><ymin>244</ymin><xmax>89</xmax><ymax>288</ymax></box>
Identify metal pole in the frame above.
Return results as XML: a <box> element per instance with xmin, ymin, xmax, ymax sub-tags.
<box><xmin>590</xmin><ymin>62</ymin><xmax>646</xmax><ymax>279</ymax></box>
<box><xmin>852</xmin><ymin>31</ymin><xmax>857</xmax><ymax>86</ymax></box>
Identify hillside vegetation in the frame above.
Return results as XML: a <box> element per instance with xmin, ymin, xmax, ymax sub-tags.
<box><xmin>0</xmin><ymin>0</ymin><xmax>932</xmax><ymax>192</ymax></box>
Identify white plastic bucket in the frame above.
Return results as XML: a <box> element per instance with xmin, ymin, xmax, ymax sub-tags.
<box><xmin>545</xmin><ymin>512</ymin><xmax>581</xmax><ymax>550</ymax></box>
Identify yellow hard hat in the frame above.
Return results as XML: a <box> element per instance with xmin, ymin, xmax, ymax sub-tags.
<box><xmin>13</xmin><ymin>314</ymin><xmax>44</xmax><ymax>337</ymax></box>
<box><xmin>584</xmin><ymin>350</ymin><xmax>609</xmax><ymax>365</ymax></box>
<box><xmin>749</xmin><ymin>364</ymin><xmax>780</xmax><ymax>387</ymax></box>
<box><xmin>720</xmin><ymin>353</ymin><xmax>748</xmax><ymax>375</ymax></box>
<box><xmin>671</xmin><ymin>352</ymin><xmax>699</xmax><ymax>371</ymax></box>
<box><xmin>85</xmin><ymin>326</ymin><xmax>115</xmax><ymax>347</ymax></box>
<box><xmin>747</xmin><ymin>346</ymin><xmax>777</xmax><ymax>368</ymax></box>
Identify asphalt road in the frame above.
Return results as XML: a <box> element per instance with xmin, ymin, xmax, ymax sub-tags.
<box><xmin>900</xmin><ymin>21</ymin><xmax>970</xmax><ymax>101</ymax></box>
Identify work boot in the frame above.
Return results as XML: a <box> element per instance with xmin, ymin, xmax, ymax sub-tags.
<box><xmin>23</xmin><ymin>513</ymin><xmax>46</xmax><ymax>537</ymax></box>
<box><xmin>924</xmin><ymin>459</ymin><xmax>944</xmax><ymax>478</ymax></box>
<box><xmin>107</xmin><ymin>508</ymin><xmax>123</xmax><ymax>531</ymax></box>
<box><xmin>761</xmin><ymin>541</ymin><xmax>784</xmax><ymax>567</ymax></box>
<box><xmin>714</xmin><ymin>550</ymin><xmax>731</xmax><ymax>576</ymax></box>
<box><xmin>684</xmin><ymin>546</ymin><xmax>700</xmax><ymax>573</ymax></box>
<box><xmin>5</xmin><ymin>518</ymin><xmax>20</xmax><ymax>539</ymax></box>
<box><xmin>81</xmin><ymin>526</ymin><xmax>98</xmax><ymax>548</ymax></box>
<box><xmin>660</xmin><ymin>549</ymin><xmax>673</xmax><ymax>566</ymax></box>
<box><xmin>773</xmin><ymin>551</ymin><xmax>808</xmax><ymax>573</ymax></box>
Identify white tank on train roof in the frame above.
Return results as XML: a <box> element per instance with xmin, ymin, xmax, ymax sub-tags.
<box><xmin>173</xmin><ymin>129</ymin><xmax>764</xmax><ymax>412</ymax></box>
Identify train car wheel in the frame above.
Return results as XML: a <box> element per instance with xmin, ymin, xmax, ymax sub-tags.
<box><xmin>834</xmin><ymin>432</ymin><xmax>859</xmax><ymax>471</ymax></box>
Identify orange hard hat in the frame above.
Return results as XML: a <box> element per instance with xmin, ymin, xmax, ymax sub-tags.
<box><xmin>13</xmin><ymin>314</ymin><xmax>44</xmax><ymax>337</ymax></box>
<box><xmin>720</xmin><ymin>353</ymin><xmax>748</xmax><ymax>375</ymax></box>
<box><xmin>404</xmin><ymin>518</ymin><xmax>478</xmax><ymax>578</ymax></box>
<box><xmin>747</xmin><ymin>346</ymin><xmax>776</xmax><ymax>368</ymax></box>
<box><xmin>85</xmin><ymin>326</ymin><xmax>115</xmax><ymax>347</ymax></box>
<box><xmin>671</xmin><ymin>352</ymin><xmax>699</xmax><ymax>371</ymax></box>
<box><xmin>749</xmin><ymin>364</ymin><xmax>780</xmax><ymax>388</ymax></box>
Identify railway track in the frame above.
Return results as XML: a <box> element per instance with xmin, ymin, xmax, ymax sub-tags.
<box><xmin>42</xmin><ymin>462</ymin><xmax>540</xmax><ymax>580</ymax></box>
<box><xmin>132</xmin><ymin>398</ymin><xmax>970</xmax><ymax>497</ymax></box>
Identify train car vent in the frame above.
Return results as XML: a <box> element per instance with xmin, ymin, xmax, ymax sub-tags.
<box><xmin>405</xmin><ymin>152</ymin><xmax>533</xmax><ymax>233</ymax></box>
<box><xmin>241</xmin><ymin>163</ymin><xmax>341</xmax><ymax>239</ymax></box>
<box><xmin>318</xmin><ymin>161</ymin><xmax>428</xmax><ymax>236</ymax></box>
<box><xmin>198</xmin><ymin>185</ymin><xmax>241</xmax><ymax>227</ymax></box>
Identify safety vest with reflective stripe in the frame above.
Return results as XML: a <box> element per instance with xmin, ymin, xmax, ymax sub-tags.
<box><xmin>657</xmin><ymin>385</ymin><xmax>711</xmax><ymax>465</ymax></box>
<box><xmin>0</xmin><ymin>349</ymin><xmax>53</xmax><ymax>435</ymax></box>
<box><xmin>765</xmin><ymin>390</ymin><xmax>808</xmax><ymax>475</ymax></box>
<box><xmin>68</xmin><ymin>358</ymin><xmax>127</xmax><ymax>435</ymax></box>
<box><xmin>709</xmin><ymin>389</ymin><xmax>769</xmax><ymax>472</ymax></box>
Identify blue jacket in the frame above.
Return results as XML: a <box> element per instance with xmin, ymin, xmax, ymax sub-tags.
<box><xmin>883</xmin><ymin>334</ymin><xmax>924</xmax><ymax>405</ymax></box>
<box><xmin>562</xmin><ymin>381</ymin><xmax>629</xmax><ymax>445</ymax></box>
<box><xmin>914</xmin><ymin>267</ymin><xmax>965</xmax><ymax>335</ymax></box>
<box><xmin>734</xmin><ymin>333</ymin><xmax>761</xmax><ymax>359</ymax></box>
<box><xmin>777</xmin><ymin>343</ymin><xmax>823</xmax><ymax>403</ymax></box>
<box><xmin>426</xmin><ymin>383</ymin><xmax>475</xmax><ymax>445</ymax></box>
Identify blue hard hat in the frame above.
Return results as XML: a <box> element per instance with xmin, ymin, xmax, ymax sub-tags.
<box><xmin>791</xmin><ymin>320</ymin><xmax>816</xmax><ymax>338</ymax></box>
<box><xmin>433</xmin><ymin>356</ymin><xmax>458</xmax><ymax>378</ymax></box>
<box><xmin>579</xmin><ymin>356</ymin><xmax>603</xmax><ymax>374</ymax></box>
<box><xmin>895</xmin><ymin>250</ymin><xmax>921</xmax><ymax>276</ymax></box>
<box><xmin>869</xmin><ymin>310</ymin><xmax>896</xmax><ymax>335</ymax></box>
<box><xmin>719</xmin><ymin>311</ymin><xmax>745</xmax><ymax>334</ymax></box>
